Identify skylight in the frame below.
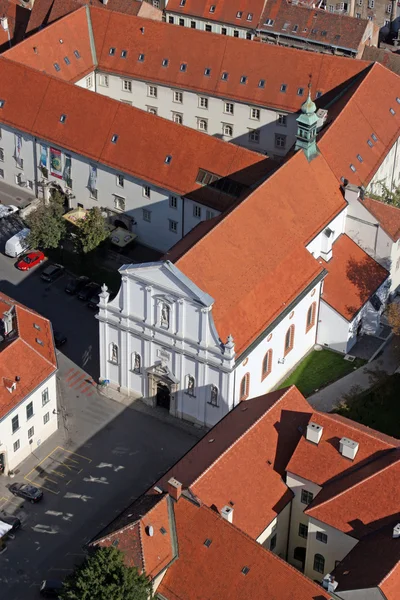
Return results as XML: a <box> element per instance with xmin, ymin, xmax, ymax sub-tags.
<box><xmin>311</xmin><ymin>28</ymin><xmax>318</xmax><ymax>34</ymax></box>
<box><xmin>371</xmin><ymin>133</ymin><xmax>378</xmax><ymax>142</ymax></box>
<box><xmin>259</xmin><ymin>79</ymin><xmax>265</xmax><ymax>88</ymax></box>
<box><xmin>334</xmin><ymin>34</ymin><xmax>341</xmax><ymax>40</ymax></box>
<box><xmin>204</xmin><ymin>539</ymin><xmax>212</xmax><ymax>547</ymax></box>
<box><xmin>109</xmin><ymin>47</ymin><xmax>116</xmax><ymax>56</ymax></box>
<box><xmin>204</xmin><ymin>67</ymin><xmax>211</xmax><ymax>76</ymax></box>
<box><xmin>60</xmin><ymin>114</ymin><xmax>67</xmax><ymax>123</ymax></box>
<box><xmin>160</xmin><ymin>527</ymin><xmax>167</xmax><ymax>535</ymax></box>
<box><xmin>350</xmin><ymin>164</ymin><xmax>356</xmax><ymax>172</ymax></box>
<box><xmin>321</xmin><ymin>30</ymin><xmax>327</xmax><ymax>36</ymax></box>
<box><xmin>221</xmin><ymin>72</ymin><xmax>228</xmax><ymax>81</ymax></box>
<box><xmin>297</xmin><ymin>87</ymin><xmax>304</xmax><ymax>96</ymax></box>
<box><xmin>390</xmin><ymin>107</ymin><xmax>396</xmax><ymax>115</ymax></box>
<box><xmin>397</xmin><ymin>97</ymin><xmax>400</xmax><ymax>104</ymax></box>
<box><xmin>165</xmin><ymin>155</ymin><xmax>172</xmax><ymax>164</ymax></box>
<box><xmin>59</xmin><ymin>39</ymin><xmax>63</xmax><ymax>44</ymax></box>
<box><xmin>54</xmin><ymin>62</ymin><xmax>60</xmax><ymax>72</ymax></box>
<box><xmin>283</xmin><ymin>22</ymin><xmax>289</xmax><ymax>30</ymax></box>
<box><xmin>242</xmin><ymin>567</ymin><xmax>250</xmax><ymax>575</ymax></box>
<box><xmin>292</xmin><ymin>24</ymin><xmax>298</xmax><ymax>32</ymax></box>
<box><xmin>162</xmin><ymin>58</ymin><xmax>169</xmax><ymax>67</ymax></box>
<box><xmin>121</xmin><ymin>50</ymin><xmax>127</xmax><ymax>58</ymax></box>
<box><xmin>74</xmin><ymin>50</ymin><xmax>80</xmax><ymax>59</ymax></box>
<box><xmin>247</xmin><ymin>13</ymin><xmax>253</xmax><ymax>21</ymax></box>
<box><xmin>280</xmin><ymin>84</ymin><xmax>287</xmax><ymax>92</ymax></box>
<box><xmin>111</xmin><ymin>134</ymin><xmax>118</xmax><ymax>143</ymax></box>
<box><xmin>240</xmin><ymin>75</ymin><xmax>247</xmax><ymax>84</ymax></box>
<box><xmin>236</xmin><ymin>11</ymin><xmax>243</xmax><ymax>18</ymax></box>
<box><xmin>210</xmin><ymin>5</ymin><xmax>216</xmax><ymax>12</ymax></box>
<box><xmin>180</xmin><ymin>0</ymin><xmax>186</xmax><ymax>5</ymax></box>
<box><xmin>357</xmin><ymin>154</ymin><xmax>363</xmax><ymax>162</ymax></box>
<box><xmin>138</xmin><ymin>53</ymin><xmax>145</xmax><ymax>62</ymax></box>
<box><xmin>180</xmin><ymin>63</ymin><xmax>187</xmax><ymax>72</ymax></box>
<box><xmin>0</xmin><ymin>100</ymin><xmax>5</xmax><ymax>108</ymax></box>
<box><xmin>367</xmin><ymin>139</ymin><xmax>373</xmax><ymax>147</ymax></box>
<box><xmin>36</xmin><ymin>338</ymin><xmax>44</xmax><ymax>346</ymax></box>
<box><xmin>64</xmin><ymin>57</ymin><xmax>70</xmax><ymax>65</ymax></box>
<box><xmin>316</xmin><ymin>91</ymin><xmax>322</xmax><ymax>98</ymax></box>
<box><xmin>265</xmin><ymin>18</ymin><xmax>274</xmax><ymax>26</ymax></box>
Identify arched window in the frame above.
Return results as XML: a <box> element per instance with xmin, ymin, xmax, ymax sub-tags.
<box><xmin>186</xmin><ymin>375</ymin><xmax>195</xmax><ymax>396</ymax></box>
<box><xmin>284</xmin><ymin>325</ymin><xmax>295</xmax><ymax>356</ymax></box>
<box><xmin>313</xmin><ymin>553</ymin><xmax>325</xmax><ymax>574</ymax></box>
<box><xmin>209</xmin><ymin>384</ymin><xmax>218</xmax><ymax>406</ymax></box>
<box><xmin>261</xmin><ymin>349</ymin><xmax>273</xmax><ymax>380</ymax></box>
<box><xmin>306</xmin><ymin>302</ymin><xmax>317</xmax><ymax>333</ymax></box>
<box><xmin>132</xmin><ymin>352</ymin><xmax>141</xmax><ymax>373</ymax></box>
<box><xmin>240</xmin><ymin>373</ymin><xmax>250</xmax><ymax>400</ymax></box>
<box><xmin>109</xmin><ymin>343</ymin><xmax>118</xmax><ymax>364</ymax></box>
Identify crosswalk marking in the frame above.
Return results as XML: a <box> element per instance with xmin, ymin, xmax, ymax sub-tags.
<box><xmin>63</xmin><ymin>368</ymin><xmax>96</xmax><ymax>398</ymax></box>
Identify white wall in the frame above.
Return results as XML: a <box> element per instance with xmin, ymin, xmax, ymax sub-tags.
<box><xmin>305</xmin><ymin>517</ymin><xmax>358</xmax><ymax>582</ymax></box>
<box><xmin>368</xmin><ymin>135</ymin><xmax>400</xmax><ymax>196</ymax></box>
<box><xmin>257</xmin><ymin>501</ymin><xmax>291</xmax><ymax>560</ymax></box>
<box><xmin>0</xmin><ymin>124</ymin><xmax>37</xmax><ymax>196</ymax></box>
<box><xmin>0</xmin><ymin>374</ymin><xmax>58</xmax><ymax>472</ymax></box>
<box><xmin>83</xmin><ymin>71</ymin><xmax>297</xmax><ymax>158</ymax></box>
<box><xmin>286</xmin><ymin>471</ymin><xmax>322</xmax><ymax>570</ymax></box>
<box><xmin>317</xmin><ymin>301</ymin><xmax>352</xmax><ymax>354</ymax></box>
<box><xmin>164</xmin><ymin>13</ymin><xmax>252</xmax><ymax>40</ymax></box>
<box><xmin>306</xmin><ymin>209</ymin><xmax>347</xmax><ymax>260</ymax></box>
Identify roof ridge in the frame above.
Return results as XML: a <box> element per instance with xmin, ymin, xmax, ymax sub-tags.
<box><xmin>191</xmin><ymin>386</ymin><xmax>298</xmax><ymax>488</ymax></box>
<box><xmin>316</xmin><ymin>411</ymin><xmax>398</xmax><ymax>447</ymax></box>
<box><xmin>307</xmin><ymin>449</ymin><xmax>400</xmax><ymax>514</ymax></box>
<box><xmin>19</xmin><ymin>332</ymin><xmax>56</xmax><ymax>369</ymax></box>
<box><xmin>138</xmin><ymin>520</ymin><xmax>146</xmax><ymax>574</ymax></box>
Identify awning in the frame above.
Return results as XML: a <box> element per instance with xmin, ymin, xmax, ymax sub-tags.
<box><xmin>110</xmin><ymin>227</ymin><xmax>137</xmax><ymax>248</ymax></box>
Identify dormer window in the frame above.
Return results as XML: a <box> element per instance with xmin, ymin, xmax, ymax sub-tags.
<box><xmin>111</xmin><ymin>134</ymin><xmax>118</xmax><ymax>143</ymax></box>
<box><xmin>204</xmin><ymin>67</ymin><xmax>211</xmax><ymax>76</ymax></box>
<box><xmin>240</xmin><ymin>75</ymin><xmax>247</xmax><ymax>84</ymax></box>
<box><xmin>221</xmin><ymin>72</ymin><xmax>228</xmax><ymax>81</ymax></box>
<box><xmin>138</xmin><ymin>53</ymin><xmax>145</xmax><ymax>62</ymax></box>
<box><xmin>209</xmin><ymin>4</ymin><xmax>216</xmax><ymax>12</ymax></box>
<box><xmin>165</xmin><ymin>155</ymin><xmax>172</xmax><ymax>164</ymax></box>
<box><xmin>259</xmin><ymin>79</ymin><xmax>265</xmax><ymax>88</ymax></box>
<box><xmin>60</xmin><ymin>114</ymin><xmax>66</xmax><ymax>123</ymax></box>
<box><xmin>265</xmin><ymin>18</ymin><xmax>274</xmax><ymax>26</ymax></box>
<box><xmin>236</xmin><ymin>11</ymin><xmax>243</xmax><ymax>18</ymax></box>
<box><xmin>247</xmin><ymin>13</ymin><xmax>253</xmax><ymax>21</ymax></box>
<box><xmin>162</xmin><ymin>58</ymin><xmax>169</xmax><ymax>67</ymax></box>
<box><xmin>180</xmin><ymin>63</ymin><xmax>187</xmax><ymax>72</ymax></box>
<box><xmin>109</xmin><ymin>47</ymin><xmax>116</xmax><ymax>56</ymax></box>
<box><xmin>121</xmin><ymin>50</ymin><xmax>127</xmax><ymax>58</ymax></box>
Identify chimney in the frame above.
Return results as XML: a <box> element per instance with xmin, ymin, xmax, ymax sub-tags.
<box><xmin>2</xmin><ymin>308</ymin><xmax>14</xmax><ymax>335</ymax></box>
<box><xmin>1</xmin><ymin>17</ymin><xmax>8</xmax><ymax>31</ymax></box>
<box><xmin>322</xmin><ymin>574</ymin><xmax>338</xmax><ymax>592</ymax></box>
<box><xmin>393</xmin><ymin>523</ymin><xmax>400</xmax><ymax>539</ymax></box>
<box><xmin>342</xmin><ymin>182</ymin><xmax>361</xmax><ymax>204</ymax></box>
<box><xmin>316</xmin><ymin>108</ymin><xmax>328</xmax><ymax>131</ymax></box>
<box><xmin>102</xmin><ymin>0</ymin><xmax>109</xmax><ymax>5</ymax></box>
<box><xmin>167</xmin><ymin>477</ymin><xmax>182</xmax><ymax>501</ymax></box>
<box><xmin>339</xmin><ymin>437</ymin><xmax>359</xmax><ymax>460</ymax></box>
<box><xmin>306</xmin><ymin>422</ymin><xmax>323</xmax><ymax>445</ymax></box>
<box><xmin>221</xmin><ymin>505</ymin><xmax>234</xmax><ymax>523</ymax></box>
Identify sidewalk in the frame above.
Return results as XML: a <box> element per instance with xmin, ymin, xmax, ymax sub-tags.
<box><xmin>308</xmin><ymin>336</ymin><xmax>400</xmax><ymax>412</ymax></box>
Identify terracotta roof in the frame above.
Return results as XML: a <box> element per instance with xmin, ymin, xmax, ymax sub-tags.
<box><xmin>319</xmin><ymin>62</ymin><xmax>400</xmax><ymax>187</ymax></box>
<box><xmin>0</xmin><ymin>0</ymin><xmax>30</xmax><ymax>50</ymax></box>
<box><xmin>93</xmin><ymin>494</ymin><xmax>177</xmax><ymax>578</ymax></box>
<box><xmin>5</xmin><ymin>6</ymin><xmax>96</xmax><ymax>84</ymax></box>
<box><xmin>0</xmin><ymin>293</ymin><xmax>57</xmax><ymax>420</ymax></box>
<box><xmin>360</xmin><ymin>196</ymin><xmax>400</xmax><ymax>242</ymax></box>
<box><xmin>0</xmin><ymin>56</ymin><xmax>267</xmax><ymax>205</ymax></box>
<box><xmin>157</xmin><ymin>497</ymin><xmax>331</xmax><ymax>600</ymax></box>
<box><xmin>362</xmin><ymin>45</ymin><xmax>400</xmax><ymax>77</ymax></box>
<box><xmin>155</xmin><ymin>387</ymin><xmax>312</xmax><ymax>538</ymax></box>
<box><xmin>286</xmin><ymin>411</ymin><xmax>399</xmax><ymax>486</ymax></box>
<box><xmin>306</xmin><ymin>447</ymin><xmax>400</xmax><ymax>539</ymax></box>
<box><xmin>260</xmin><ymin>0</ymin><xmax>370</xmax><ymax>52</ymax></box>
<box><xmin>173</xmin><ymin>151</ymin><xmax>345</xmax><ymax>355</ymax></box>
<box><xmin>332</xmin><ymin>522</ymin><xmax>400</xmax><ymax>600</ymax></box>
<box><xmin>320</xmin><ymin>233</ymin><xmax>389</xmax><ymax>321</ymax></box>
<box><xmin>165</xmin><ymin>0</ymin><xmax>266</xmax><ymax>28</ymax></box>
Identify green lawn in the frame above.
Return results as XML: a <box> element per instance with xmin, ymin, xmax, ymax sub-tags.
<box><xmin>334</xmin><ymin>373</ymin><xmax>400</xmax><ymax>438</ymax></box>
<box><xmin>279</xmin><ymin>350</ymin><xmax>366</xmax><ymax>397</ymax></box>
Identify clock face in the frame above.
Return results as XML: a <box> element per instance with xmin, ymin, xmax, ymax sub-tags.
<box><xmin>52</xmin><ymin>156</ymin><xmax>61</xmax><ymax>171</ymax></box>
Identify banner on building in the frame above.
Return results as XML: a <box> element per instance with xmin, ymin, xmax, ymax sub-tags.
<box><xmin>40</xmin><ymin>144</ymin><xmax>48</xmax><ymax>169</ymax></box>
<box><xmin>63</xmin><ymin>154</ymin><xmax>72</xmax><ymax>184</ymax></box>
<box><xmin>50</xmin><ymin>147</ymin><xmax>62</xmax><ymax>179</ymax></box>
<box><xmin>89</xmin><ymin>165</ymin><xmax>97</xmax><ymax>191</ymax></box>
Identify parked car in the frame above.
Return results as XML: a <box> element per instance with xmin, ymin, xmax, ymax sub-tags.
<box><xmin>0</xmin><ymin>204</ymin><xmax>18</xmax><ymax>218</ymax></box>
<box><xmin>0</xmin><ymin>514</ymin><xmax>21</xmax><ymax>531</ymax></box>
<box><xmin>9</xmin><ymin>483</ymin><xmax>43</xmax><ymax>504</ymax></box>
<box><xmin>40</xmin><ymin>579</ymin><xmax>63</xmax><ymax>597</ymax></box>
<box><xmin>41</xmin><ymin>263</ymin><xmax>64</xmax><ymax>283</ymax></box>
<box><xmin>53</xmin><ymin>330</ymin><xmax>67</xmax><ymax>348</ymax></box>
<box><xmin>5</xmin><ymin>228</ymin><xmax>30</xmax><ymax>257</ymax></box>
<box><xmin>88</xmin><ymin>287</ymin><xmax>103</xmax><ymax>309</ymax></box>
<box><xmin>16</xmin><ymin>250</ymin><xmax>45</xmax><ymax>271</ymax></box>
<box><xmin>64</xmin><ymin>275</ymin><xmax>89</xmax><ymax>295</ymax></box>
<box><xmin>78</xmin><ymin>281</ymin><xmax>101</xmax><ymax>302</ymax></box>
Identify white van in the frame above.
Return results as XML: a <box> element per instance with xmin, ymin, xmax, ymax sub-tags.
<box><xmin>5</xmin><ymin>228</ymin><xmax>31</xmax><ymax>258</ymax></box>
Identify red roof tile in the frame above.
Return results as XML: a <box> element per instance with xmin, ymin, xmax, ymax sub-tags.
<box><xmin>158</xmin><ymin>498</ymin><xmax>331</xmax><ymax>600</ymax></box>
<box><xmin>173</xmin><ymin>151</ymin><xmax>345</xmax><ymax>355</ymax></box>
<box><xmin>320</xmin><ymin>234</ymin><xmax>389</xmax><ymax>321</ymax></box>
<box><xmin>306</xmin><ymin>448</ymin><xmax>400</xmax><ymax>539</ymax></box>
<box><xmin>155</xmin><ymin>387</ymin><xmax>312</xmax><ymax>538</ymax></box>
<box><xmin>260</xmin><ymin>0</ymin><xmax>370</xmax><ymax>52</ymax></box>
<box><xmin>360</xmin><ymin>196</ymin><xmax>400</xmax><ymax>242</ymax></box>
<box><xmin>286</xmin><ymin>411</ymin><xmax>399</xmax><ymax>486</ymax></box>
<box><xmin>0</xmin><ymin>0</ymin><xmax>30</xmax><ymax>49</ymax></box>
<box><xmin>165</xmin><ymin>0</ymin><xmax>266</xmax><ymax>28</ymax></box>
<box><xmin>0</xmin><ymin>293</ymin><xmax>57</xmax><ymax>419</ymax></box>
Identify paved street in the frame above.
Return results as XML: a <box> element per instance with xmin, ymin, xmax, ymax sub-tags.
<box><xmin>0</xmin><ymin>220</ymin><xmax>201</xmax><ymax>599</ymax></box>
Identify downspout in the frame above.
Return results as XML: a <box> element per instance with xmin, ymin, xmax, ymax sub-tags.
<box><xmin>181</xmin><ymin>196</ymin><xmax>185</xmax><ymax>239</ymax></box>
<box><xmin>285</xmin><ymin>498</ymin><xmax>293</xmax><ymax>562</ymax></box>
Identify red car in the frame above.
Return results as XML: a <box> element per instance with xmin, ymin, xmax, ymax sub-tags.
<box><xmin>16</xmin><ymin>251</ymin><xmax>45</xmax><ymax>271</ymax></box>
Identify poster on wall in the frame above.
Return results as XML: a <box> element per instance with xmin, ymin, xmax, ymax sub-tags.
<box><xmin>50</xmin><ymin>147</ymin><xmax>62</xmax><ymax>179</ymax></box>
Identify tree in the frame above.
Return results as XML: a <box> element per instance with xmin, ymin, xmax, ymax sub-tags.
<box><xmin>76</xmin><ymin>206</ymin><xmax>108</xmax><ymax>254</ymax></box>
<box><xmin>370</xmin><ymin>181</ymin><xmax>400</xmax><ymax>208</ymax></box>
<box><xmin>386</xmin><ymin>301</ymin><xmax>400</xmax><ymax>335</ymax></box>
<box><xmin>60</xmin><ymin>546</ymin><xmax>153</xmax><ymax>600</ymax></box>
<box><xmin>26</xmin><ymin>194</ymin><xmax>66</xmax><ymax>250</ymax></box>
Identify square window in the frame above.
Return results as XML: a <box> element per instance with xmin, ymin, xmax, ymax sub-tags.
<box><xmin>12</xmin><ymin>415</ymin><xmax>19</xmax><ymax>433</ymax></box>
<box><xmin>170</xmin><ymin>196</ymin><xmax>178</xmax><ymax>208</ymax></box>
<box><xmin>299</xmin><ymin>523</ymin><xmax>308</xmax><ymax>538</ymax></box>
<box><xmin>197</xmin><ymin>118</ymin><xmax>208</xmax><ymax>132</ymax></box>
<box><xmin>143</xmin><ymin>185</ymin><xmax>151</xmax><ymax>198</ymax></box>
<box><xmin>114</xmin><ymin>195</ymin><xmax>125</xmax><ymax>211</ymax></box>
<box><xmin>43</xmin><ymin>412</ymin><xmax>50</xmax><ymax>425</ymax></box>
<box><xmin>193</xmin><ymin>205</ymin><xmax>202</xmax><ymax>218</ymax></box>
<box><xmin>301</xmin><ymin>489</ymin><xmax>313</xmax><ymax>505</ymax></box>
<box><xmin>233</xmin><ymin>30</ymin><xmax>239</xmax><ymax>37</ymax></box>
<box><xmin>99</xmin><ymin>74</ymin><xmax>109</xmax><ymax>87</ymax></box>
<box><xmin>275</xmin><ymin>134</ymin><xmax>286</xmax><ymax>148</ymax></box>
<box><xmin>199</xmin><ymin>96</ymin><xmax>209</xmax><ymax>109</ymax></box>
<box><xmin>316</xmin><ymin>531</ymin><xmax>328</xmax><ymax>543</ymax></box>
<box><xmin>172</xmin><ymin>112</ymin><xmax>183</xmax><ymax>124</ymax></box>
<box><xmin>117</xmin><ymin>174</ymin><xmax>124</xmax><ymax>187</ymax></box>
<box><xmin>249</xmin><ymin>129</ymin><xmax>260</xmax><ymax>143</ymax></box>
<box><xmin>280</xmin><ymin>84</ymin><xmax>287</xmax><ymax>93</ymax></box>
<box><xmin>42</xmin><ymin>388</ymin><xmax>49</xmax><ymax>406</ymax></box>
<box><xmin>224</xmin><ymin>102</ymin><xmax>234</xmax><ymax>114</ymax></box>
<box><xmin>205</xmin><ymin>24</ymin><xmax>212</xmax><ymax>32</ymax></box>
<box><xmin>174</xmin><ymin>91</ymin><xmax>183</xmax><ymax>103</ymax></box>
<box><xmin>259</xmin><ymin>79</ymin><xmax>265</xmax><ymax>88</ymax></box>
<box><xmin>169</xmin><ymin>219</ymin><xmax>178</xmax><ymax>233</ymax></box>
<box><xmin>179</xmin><ymin>18</ymin><xmax>184</xmax><ymax>26</ymax></box>
<box><xmin>143</xmin><ymin>208</ymin><xmax>151</xmax><ymax>222</ymax></box>
<box><xmin>221</xmin><ymin>27</ymin><xmax>227</xmax><ymax>35</ymax></box>
<box><xmin>148</xmin><ymin>86</ymin><xmax>157</xmax><ymax>97</ymax></box>
<box><xmin>250</xmin><ymin>108</ymin><xmax>260</xmax><ymax>120</ymax></box>
<box><xmin>278</xmin><ymin>114</ymin><xmax>287</xmax><ymax>126</ymax></box>
<box><xmin>13</xmin><ymin>439</ymin><xmax>20</xmax><ymax>452</ymax></box>
<box><xmin>123</xmin><ymin>80</ymin><xmax>132</xmax><ymax>92</ymax></box>
<box><xmin>26</xmin><ymin>402</ymin><xmax>33</xmax><ymax>420</ymax></box>
<box><xmin>28</xmin><ymin>426</ymin><xmax>34</xmax><ymax>439</ymax></box>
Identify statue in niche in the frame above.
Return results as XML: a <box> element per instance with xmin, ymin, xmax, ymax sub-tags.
<box><xmin>161</xmin><ymin>303</ymin><xmax>170</xmax><ymax>328</ymax></box>
<box><xmin>134</xmin><ymin>353</ymin><xmax>141</xmax><ymax>372</ymax></box>
<box><xmin>110</xmin><ymin>343</ymin><xmax>118</xmax><ymax>364</ymax></box>
<box><xmin>210</xmin><ymin>385</ymin><xmax>218</xmax><ymax>406</ymax></box>
<box><xmin>187</xmin><ymin>375</ymin><xmax>195</xmax><ymax>396</ymax></box>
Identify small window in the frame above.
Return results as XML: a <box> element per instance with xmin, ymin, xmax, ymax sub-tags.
<box><xmin>0</xmin><ymin>100</ymin><xmax>4</xmax><ymax>108</ymax></box>
<box><xmin>371</xmin><ymin>133</ymin><xmax>378</xmax><ymax>142</ymax></box>
<box><xmin>306</xmin><ymin>302</ymin><xmax>316</xmax><ymax>332</ymax></box>
<box><xmin>251</xmin><ymin>108</ymin><xmax>260</xmax><ymax>120</ymax></box>
<box><xmin>116</xmin><ymin>174</ymin><xmax>124</xmax><ymax>187</ymax></box>
<box><xmin>316</xmin><ymin>531</ymin><xmax>328</xmax><ymax>544</ymax></box>
<box><xmin>12</xmin><ymin>415</ymin><xmax>19</xmax><ymax>433</ymax></box>
<box><xmin>26</xmin><ymin>402</ymin><xmax>33</xmax><ymax>420</ymax></box>
<box><xmin>169</xmin><ymin>196</ymin><xmax>178</xmax><ymax>209</ymax></box>
<box><xmin>99</xmin><ymin>74</ymin><xmax>109</xmax><ymax>87</ymax></box>
<box><xmin>311</xmin><ymin>28</ymin><xmax>318</xmax><ymax>34</ymax></box>
<box><xmin>240</xmin><ymin>75</ymin><xmax>247</xmax><ymax>84</ymax></box>
<box><xmin>262</xmin><ymin>349</ymin><xmax>272</xmax><ymax>380</ymax></box>
<box><xmin>193</xmin><ymin>205</ymin><xmax>202</xmax><ymax>218</ymax></box>
<box><xmin>357</xmin><ymin>154</ymin><xmax>363</xmax><ymax>163</ymax></box>
<box><xmin>258</xmin><ymin>79</ymin><xmax>265</xmax><ymax>88</ymax></box>
<box><xmin>42</xmin><ymin>388</ymin><xmax>49</xmax><ymax>406</ymax></box>
<box><xmin>109</xmin><ymin>47</ymin><xmax>116</xmax><ymax>56</ymax></box>
<box><xmin>123</xmin><ymin>80</ymin><xmax>132</xmax><ymax>93</ymax></box>
<box><xmin>109</xmin><ymin>343</ymin><xmax>119</xmax><ymax>364</ymax></box>
<box><xmin>367</xmin><ymin>139</ymin><xmax>373</xmax><ymax>148</ymax></box>
<box><xmin>265</xmin><ymin>18</ymin><xmax>274</xmax><ymax>26</ymax></box>
<box><xmin>242</xmin><ymin>566</ymin><xmax>250</xmax><ymax>575</ymax></box>
<box><xmin>179</xmin><ymin>18</ymin><xmax>184</xmax><ymax>26</ymax></box>
<box><xmin>162</xmin><ymin>58</ymin><xmax>169</xmax><ymax>67</ymax></box>
<box><xmin>174</xmin><ymin>91</ymin><xmax>183</xmax><ymax>103</ymax></box>
<box><xmin>172</xmin><ymin>112</ymin><xmax>183</xmax><ymax>124</ymax></box>
<box><xmin>114</xmin><ymin>195</ymin><xmax>125</xmax><ymax>211</ymax></box>
<box><xmin>147</xmin><ymin>106</ymin><xmax>157</xmax><ymax>115</ymax></box>
<box><xmin>180</xmin><ymin>63</ymin><xmax>187</xmax><ymax>72</ymax></box>
<box><xmin>143</xmin><ymin>185</ymin><xmax>151</xmax><ymax>199</ymax></box>
<box><xmin>43</xmin><ymin>412</ymin><xmax>50</xmax><ymax>425</ymax></box>
<box><xmin>197</xmin><ymin>118</ymin><xmax>208</xmax><ymax>132</ymax></box>
<box><xmin>28</xmin><ymin>426</ymin><xmax>34</xmax><ymax>439</ymax></box>
<box><xmin>397</xmin><ymin>97</ymin><xmax>400</xmax><ymax>104</ymax></box>
<box><xmin>54</xmin><ymin>62</ymin><xmax>60</xmax><ymax>72</ymax></box>
<box><xmin>280</xmin><ymin>84</ymin><xmax>287</xmax><ymax>93</ymax></box>
<box><xmin>168</xmin><ymin>15</ymin><xmax>174</xmax><ymax>23</ymax></box>
<box><xmin>165</xmin><ymin>155</ymin><xmax>172</xmax><ymax>165</ymax></box>
<box><xmin>148</xmin><ymin>85</ymin><xmax>157</xmax><ymax>98</ymax></box>
<box><xmin>111</xmin><ymin>134</ymin><xmax>118</xmax><ymax>143</ymax></box>
<box><xmin>297</xmin><ymin>87</ymin><xmax>304</xmax><ymax>96</ymax></box>
<box><xmin>209</xmin><ymin>4</ymin><xmax>215</xmax><ymax>12</ymax></box>
<box><xmin>248</xmin><ymin>129</ymin><xmax>260</xmax><ymax>143</ymax></box>
<box><xmin>284</xmin><ymin>325</ymin><xmax>295</xmax><ymax>355</ymax></box>
<box><xmin>143</xmin><ymin>208</ymin><xmax>151</xmax><ymax>222</ymax></box>
<box><xmin>301</xmin><ymin>489</ymin><xmax>313</xmax><ymax>505</ymax></box>
<box><xmin>221</xmin><ymin>72</ymin><xmax>229</xmax><ymax>81</ymax></box>
<box><xmin>209</xmin><ymin>384</ymin><xmax>218</xmax><ymax>406</ymax></box>
<box><xmin>169</xmin><ymin>219</ymin><xmax>178</xmax><ymax>233</ymax></box>
<box><xmin>236</xmin><ymin>11</ymin><xmax>243</xmax><ymax>17</ymax></box>
<box><xmin>86</xmin><ymin>76</ymin><xmax>92</xmax><ymax>88</ymax></box>
<box><xmin>0</xmin><ymin>168</ymin><xmax>4</xmax><ymax>178</ymax></box>
<box><xmin>316</xmin><ymin>91</ymin><xmax>322</xmax><ymax>99</ymax></box>
<box><xmin>180</xmin><ymin>0</ymin><xmax>186</xmax><ymax>5</ymax></box>
<box><xmin>121</xmin><ymin>50</ymin><xmax>128</xmax><ymax>58</ymax></box>
<box><xmin>390</xmin><ymin>107</ymin><xmax>396</xmax><ymax>115</ymax></box>
<box><xmin>224</xmin><ymin>102</ymin><xmax>234</xmax><ymax>114</ymax></box>
<box><xmin>350</xmin><ymin>164</ymin><xmax>356</xmax><ymax>172</ymax></box>
<box><xmin>221</xmin><ymin>27</ymin><xmax>227</xmax><ymax>34</ymax></box>
<box><xmin>278</xmin><ymin>114</ymin><xmax>287</xmax><ymax>127</ymax></box>
<box><xmin>247</xmin><ymin>13</ymin><xmax>253</xmax><ymax>21</ymax></box>
<box><xmin>233</xmin><ymin>30</ymin><xmax>239</xmax><ymax>37</ymax></box>
<box><xmin>60</xmin><ymin>114</ymin><xmax>67</xmax><ymax>124</ymax></box>
<box><xmin>204</xmin><ymin>67</ymin><xmax>211</xmax><ymax>76</ymax></box>
<box><xmin>223</xmin><ymin>124</ymin><xmax>233</xmax><ymax>137</ymax></box>
<box><xmin>314</xmin><ymin>553</ymin><xmax>325</xmax><ymax>573</ymax></box>
<box><xmin>240</xmin><ymin>373</ymin><xmax>250</xmax><ymax>400</ymax></box>
<box><xmin>299</xmin><ymin>523</ymin><xmax>308</xmax><ymax>538</ymax></box>
<box><xmin>191</xmin><ymin>21</ymin><xmax>196</xmax><ymax>28</ymax></box>
<box><xmin>199</xmin><ymin>96</ymin><xmax>209</xmax><ymax>109</ymax></box>
<box><xmin>74</xmin><ymin>50</ymin><xmax>81</xmax><ymax>58</ymax></box>
<box><xmin>205</xmin><ymin>24</ymin><xmax>212</xmax><ymax>32</ymax></box>
<box><xmin>206</xmin><ymin>209</ymin><xmax>214</xmax><ymax>219</ymax></box>
<box><xmin>292</xmin><ymin>24</ymin><xmax>299</xmax><ymax>32</ymax></box>
<box><xmin>204</xmin><ymin>538</ymin><xmax>212</xmax><ymax>546</ymax></box>
<box><xmin>275</xmin><ymin>134</ymin><xmax>286</xmax><ymax>149</ymax></box>
<box><xmin>64</xmin><ymin>56</ymin><xmax>70</xmax><ymax>65</ymax></box>
<box><xmin>13</xmin><ymin>439</ymin><xmax>20</xmax><ymax>452</ymax></box>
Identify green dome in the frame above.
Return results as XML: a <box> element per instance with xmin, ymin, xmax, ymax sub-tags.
<box><xmin>301</xmin><ymin>92</ymin><xmax>316</xmax><ymax>115</ymax></box>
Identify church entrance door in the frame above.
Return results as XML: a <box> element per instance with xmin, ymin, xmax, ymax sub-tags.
<box><xmin>156</xmin><ymin>382</ymin><xmax>171</xmax><ymax>410</ymax></box>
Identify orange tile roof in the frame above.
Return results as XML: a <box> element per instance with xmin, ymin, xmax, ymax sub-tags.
<box><xmin>0</xmin><ymin>0</ymin><xmax>30</xmax><ymax>49</ymax></box>
<box><xmin>94</xmin><ymin>494</ymin><xmax>176</xmax><ymax>578</ymax></box>
<box><xmin>166</xmin><ymin>0</ymin><xmax>266</xmax><ymax>28</ymax></box>
<box><xmin>172</xmin><ymin>151</ymin><xmax>345</xmax><ymax>355</ymax></box>
<box><xmin>306</xmin><ymin>448</ymin><xmax>400</xmax><ymax>539</ymax></box>
<box><xmin>156</xmin><ymin>387</ymin><xmax>312</xmax><ymax>538</ymax></box>
<box><xmin>319</xmin><ymin>62</ymin><xmax>400</xmax><ymax>187</ymax></box>
<box><xmin>286</xmin><ymin>411</ymin><xmax>399</xmax><ymax>486</ymax></box>
<box><xmin>360</xmin><ymin>196</ymin><xmax>400</xmax><ymax>242</ymax></box>
<box><xmin>320</xmin><ymin>234</ymin><xmax>389</xmax><ymax>321</ymax></box>
<box><xmin>158</xmin><ymin>498</ymin><xmax>331</xmax><ymax>600</ymax></box>
<box><xmin>0</xmin><ymin>56</ymin><xmax>267</xmax><ymax>204</ymax></box>
<box><xmin>0</xmin><ymin>293</ymin><xmax>57</xmax><ymax>419</ymax></box>
<box><xmin>332</xmin><ymin>523</ymin><xmax>400</xmax><ymax>599</ymax></box>
<box><xmin>260</xmin><ymin>0</ymin><xmax>370</xmax><ymax>52</ymax></box>
<box><xmin>5</xmin><ymin>6</ymin><xmax>95</xmax><ymax>84</ymax></box>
